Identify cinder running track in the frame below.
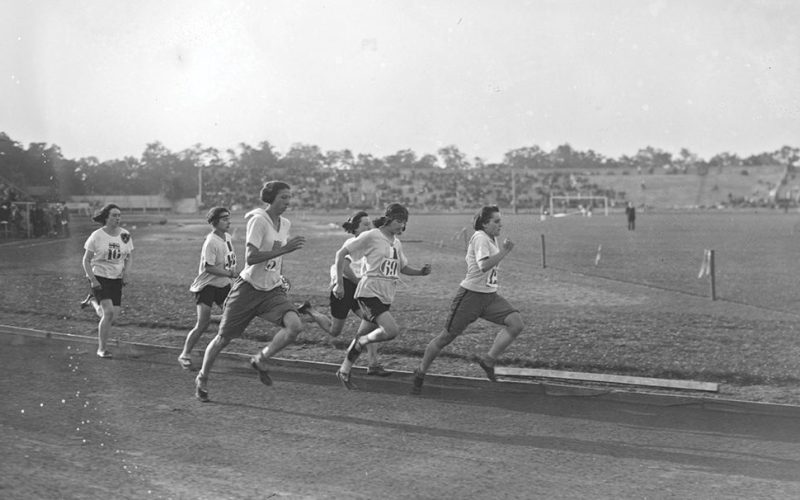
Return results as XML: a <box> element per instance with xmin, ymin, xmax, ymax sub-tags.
<box><xmin>2</xmin><ymin>327</ymin><xmax>799</xmax><ymax>499</ymax></box>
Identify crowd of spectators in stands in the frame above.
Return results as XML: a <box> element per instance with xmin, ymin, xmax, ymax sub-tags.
<box><xmin>199</xmin><ymin>165</ymin><xmax>616</xmax><ymax>213</ymax></box>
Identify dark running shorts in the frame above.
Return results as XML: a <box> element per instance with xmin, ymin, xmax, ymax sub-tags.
<box><xmin>92</xmin><ymin>276</ymin><xmax>123</xmax><ymax>306</ymax></box>
<box><xmin>357</xmin><ymin>296</ymin><xmax>391</xmax><ymax>324</ymax></box>
<box><xmin>218</xmin><ymin>278</ymin><xmax>297</xmax><ymax>340</ymax></box>
<box><xmin>195</xmin><ymin>284</ymin><xmax>231</xmax><ymax>308</ymax></box>
<box><xmin>444</xmin><ymin>287</ymin><xmax>517</xmax><ymax>338</ymax></box>
<box><xmin>329</xmin><ymin>279</ymin><xmax>360</xmax><ymax>320</ymax></box>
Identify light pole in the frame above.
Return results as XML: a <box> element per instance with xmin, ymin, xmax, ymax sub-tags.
<box><xmin>197</xmin><ymin>164</ymin><xmax>203</xmax><ymax>211</ymax></box>
<box><xmin>196</xmin><ymin>151</ymin><xmax>214</xmax><ymax>213</ymax></box>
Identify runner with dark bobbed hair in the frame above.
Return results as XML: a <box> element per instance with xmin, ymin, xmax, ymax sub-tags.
<box><xmin>333</xmin><ymin>203</ymin><xmax>431</xmax><ymax>390</ymax></box>
<box><xmin>298</xmin><ymin>210</ymin><xmax>390</xmax><ymax>375</ymax></box>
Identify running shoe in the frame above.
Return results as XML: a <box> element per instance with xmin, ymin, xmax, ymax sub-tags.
<box><xmin>96</xmin><ymin>350</ymin><xmax>113</xmax><ymax>359</ymax></box>
<box><xmin>250</xmin><ymin>356</ymin><xmax>273</xmax><ymax>386</ymax></box>
<box><xmin>345</xmin><ymin>337</ymin><xmax>363</xmax><ymax>362</ymax></box>
<box><xmin>195</xmin><ymin>375</ymin><xmax>209</xmax><ymax>402</ymax></box>
<box><xmin>366</xmin><ymin>365</ymin><xmax>391</xmax><ymax>377</ymax></box>
<box><xmin>478</xmin><ymin>359</ymin><xmax>497</xmax><ymax>382</ymax></box>
<box><xmin>296</xmin><ymin>301</ymin><xmax>312</xmax><ymax>314</ymax></box>
<box><xmin>80</xmin><ymin>294</ymin><xmax>94</xmax><ymax>310</ymax></box>
<box><xmin>336</xmin><ymin>369</ymin><xmax>357</xmax><ymax>390</ymax></box>
<box><xmin>410</xmin><ymin>369</ymin><xmax>425</xmax><ymax>395</ymax></box>
<box><xmin>178</xmin><ymin>355</ymin><xmax>192</xmax><ymax>370</ymax></box>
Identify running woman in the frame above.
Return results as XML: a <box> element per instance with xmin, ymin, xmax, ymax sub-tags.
<box><xmin>80</xmin><ymin>203</ymin><xmax>134</xmax><ymax>358</ymax></box>
<box><xmin>333</xmin><ymin>203</ymin><xmax>431</xmax><ymax>390</ymax></box>
<box><xmin>178</xmin><ymin>207</ymin><xmax>238</xmax><ymax>369</ymax></box>
<box><xmin>411</xmin><ymin>205</ymin><xmax>523</xmax><ymax>395</ymax></box>
<box><xmin>194</xmin><ymin>181</ymin><xmax>306</xmax><ymax>402</ymax></box>
<box><xmin>299</xmin><ymin>211</ymin><xmax>389</xmax><ymax>376</ymax></box>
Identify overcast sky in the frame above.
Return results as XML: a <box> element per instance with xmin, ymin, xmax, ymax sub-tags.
<box><xmin>2</xmin><ymin>0</ymin><xmax>798</xmax><ymax>163</ymax></box>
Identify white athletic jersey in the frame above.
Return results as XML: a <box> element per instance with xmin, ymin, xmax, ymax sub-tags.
<box><xmin>345</xmin><ymin>228</ymin><xmax>407</xmax><ymax>304</ymax></box>
<box><xmin>189</xmin><ymin>231</ymin><xmax>236</xmax><ymax>292</ymax></box>
<box><xmin>84</xmin><ymin>227</ymin><xmax>134</xmax><ymax>279</ymax></box>
<box><xmin>329</xmin><ymin>236</ymin><xmax>365</xmax><ymax>287</ymax></box>
<box><xmin>460</xmin><ymin>230</ymin><xmax>500</xmax><ymax>293</ymax></box>
<box><xmin>238</xmin><ymin>208</ymin><xmax>291</xmax><ymax>292</ymax></box>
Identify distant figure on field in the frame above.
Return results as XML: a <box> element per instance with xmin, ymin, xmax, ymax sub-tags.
<box><xmin>178</xmin><ymin>207</ymin><xmax>237</xmax><ymax>370</ymax></box>
<box><xmin>411</xmin><ymin>205</ymin><xmax>523</xmax><ymax>395</ymax></box>
<box><xmin>625</xmin><ymin>202</ymin><xmax>636</xmax><ymax>231</ymax></box>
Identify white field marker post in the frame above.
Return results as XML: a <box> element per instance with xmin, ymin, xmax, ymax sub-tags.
<box><xmin>698</xmin><ymin>249</ymin><xmax>717</xmax><ymax>301</ymax></box>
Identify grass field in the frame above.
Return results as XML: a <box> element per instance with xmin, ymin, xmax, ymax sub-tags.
<box><xmin>1</xmin><ymin>208</ymin><xmax>799</xmax><ymax>404</ymax></box>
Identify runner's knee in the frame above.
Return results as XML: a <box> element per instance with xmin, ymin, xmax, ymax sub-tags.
<box><xmin>435</xmin><ymin>330</ymin><xmax>458</xmax><ymax>348</ymax></box>
<box><xmin>382</xmin><ymin>325</ymin><xmax>399</xmax><ymax>340</ymax></box>
<box><xmin>505</xmin><ymin>313</ymin><xmax>524</xmax><ymax>337</ymax></box>
<box><xmin>286</xmin><ymin>321</ymin><xmax>304</xmax><ymax>341</ymax></box>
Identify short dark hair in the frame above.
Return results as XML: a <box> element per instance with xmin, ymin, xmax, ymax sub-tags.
<box><xmin>260</xmin><ymin>181</ymin><xmax>291</xmax><ymax>204</ymax></box>
<box><xmin>473</xmin><ymin>205</ymin><xmax>499</xmax><ymax>231</ymax></box>
<box><xmin>342</xmin><ymin>211</ymin><xmax>369</xmax><ymax>234</ymax></box>
<box><xmin>92</xmin><ymin>203</ymin><xmax>121</xmax><ymax>224</ymax></box>
<box><xmin>206</xmin><ymin>206</ymin><xmax>231</xmax><ymax>226</ymax></box>
<box><xmin>372</xmin><ymin>203</ymin><xmax>409</xmax><ymax>228</ymax></box>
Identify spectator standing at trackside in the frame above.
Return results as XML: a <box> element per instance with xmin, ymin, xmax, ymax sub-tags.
<box><xmin>411</xmin><ymin>205</ymin><xmax>524</xmax><ymax>395</ymax></box>
<box><xmin>333</xmin><ymin>203</ymin><xmax>432</xmax><ymax>390</ymax></box>
<box><xmin>80</xmin><ymin>203</ymin><xmax>134</xmax><ymax>358</ymax></box>
<box><xmin>11</xmin><ymin>204</ymin><xmax>24</xmax><ymax>236</ymax></box>
<box><xmin>194</xmin><ymin>181</ymin><xmax>306</xmax><ymax>402</ymax></box>
<box><xmin>59</xmin><ymin>201</ymin><xmax>71</xmax><ymax>237</ymax></box>
<box><xmin>625</xmin><ymin>202</ymin><xmax>636</xmax><ymax>231</ymax></box>
<box><xmin>0</xmin><ymin>201</ymin><xmax>10</xmax><ymax>238</ymax></box>
<box><xmin>0</xmin><ymin>201</ymin><xmax>10</xmax><ymax>224</ymax></box>
<box><xmin>298</xmin><ymin>210</ymin><xmax>389</xmax><ymax>376</ymax></box>
<box><xmin>177</xmin><ymin>207</ymin><xmax>238</xmax><ymax>370</ymax></box>
<box><xmin>32</xmin><ymin>203</ymin><xmax>44</xmax><ymax>237</ymax></box>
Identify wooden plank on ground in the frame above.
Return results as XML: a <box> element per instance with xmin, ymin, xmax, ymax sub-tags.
<box><xmin>494</xmin><ymin>367</ymin><xmax>718</xmax><ymax>392</ymax></box>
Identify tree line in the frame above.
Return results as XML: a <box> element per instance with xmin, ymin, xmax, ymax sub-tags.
<box><xmin>1</xmin><ymin>131</ymin><xmax>796</xmax><ymax>209</ymax></box>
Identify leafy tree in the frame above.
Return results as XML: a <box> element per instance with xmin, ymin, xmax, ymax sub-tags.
<box><xmin>324</xmin><ymin>149</ymin><xmax>355</xmax><ymax>169</ymax></box>
<box><xmin>438</xmin><ymin>145</ymin><xmax>469</xmax><ymax>170</ymax></box>
<box><xmin>504</xmin><ymin>146</ymin><xmax>547</xmax><ymax>170</ymax></box>
<box><xmin>384</xmin><ymin>149</ymin><xmax>417</xmax><ymax>170</ymax></box>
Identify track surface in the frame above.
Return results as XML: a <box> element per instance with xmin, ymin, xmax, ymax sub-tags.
<box><xmin>2</xmin><ymin>330</ymin><xmax>800</xmax><ymax>499</ymax></box>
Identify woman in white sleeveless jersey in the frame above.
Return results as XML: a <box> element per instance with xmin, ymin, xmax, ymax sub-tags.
<box><xmin>80</xmin><ymin>203</ymin><xmax>134</xmax><ymax>358</ymax></box>
<box><xmin>410</xmin><ymin>205</ymin><xmax>524</xmax><ymax>395</ymax></box>
<box><xmin>178</xmin><ymin>206</ymin><xmax>238</xmax><ymax>369</ymax></box>
<box><xmin>333</xmin><ymin>203</ymin><xmax>432</xmax><ymax>390</ymax></box>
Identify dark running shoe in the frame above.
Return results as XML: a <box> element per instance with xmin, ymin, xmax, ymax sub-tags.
<box><xmin>336</xmin><ymin>369</ymin><xmax>357</xmax><ymax>390</ymax></box>
<box><xmin>345</xmin><ymin>337</ymin><xmax>363</xmax><ymax>363</ymax></box>
<box><xmin>478</xmin><ymin>359</ymin><xmax>497</xmax><ymax>382</ymax></box>
<box><xmin>80</xmin><ymin>294</ymin><xmax>94</xmax><ymax>310</ymax></box>
<box><xmin>195</xmin><ymin>375</ymin><xmax>209</xmax><ymax>402</ymax></box>
<box><xmin>366</xmin><ymin>365</ymin><xmax>391</xmax><ymax>377</ymax></box>
<box><xmin>410</xmin><ymin>369</ymin><xmax>425</xmax><ymax>395</ymax></box>
<box><xmin>250</xmin><ymin>356</ymin><xmax>273</xmax><ymax>386</ymax></box>
<box><xmin>296</xmin><ymin>301</ymin><xmax>312</xmax><ymax>314</ymax></box>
